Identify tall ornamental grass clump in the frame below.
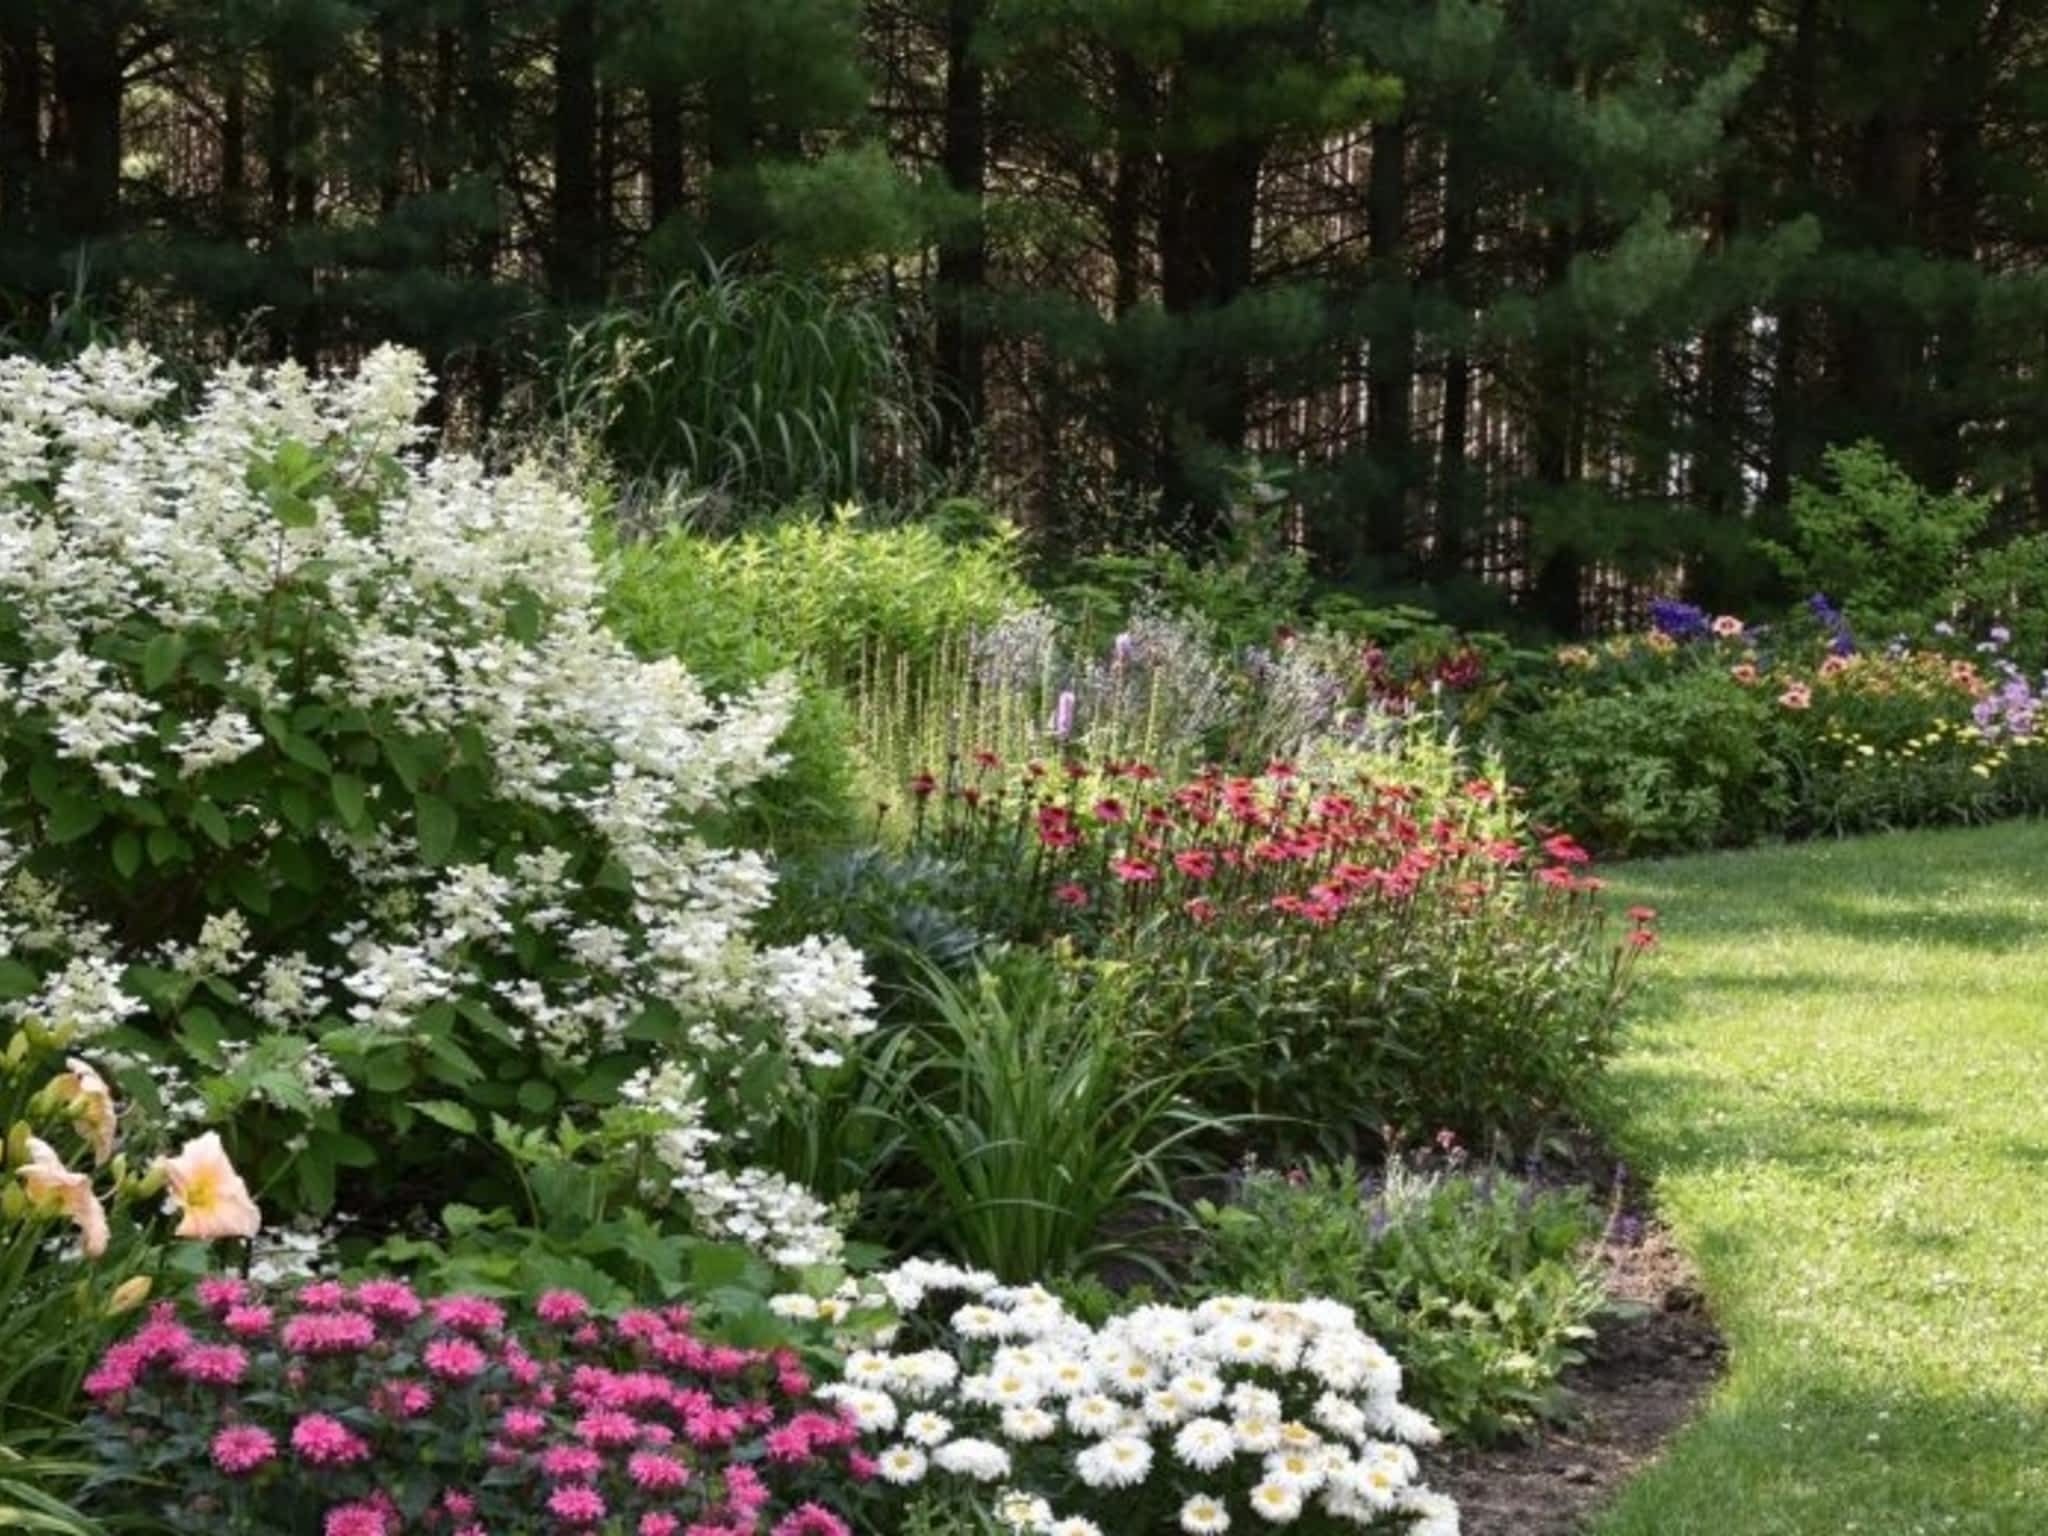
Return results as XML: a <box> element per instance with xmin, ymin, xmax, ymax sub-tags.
<box><xmin>554</xmin><ymin>266</ymin><xmax>936</xmax><ymax>509</ymax></box>
<box><xmin>0</xmin><ymin>344</ymin><xmax>873</xmax><ymax>1247</ymax></box>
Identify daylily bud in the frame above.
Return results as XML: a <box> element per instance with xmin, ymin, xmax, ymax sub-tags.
<box><xmin>106</xmin><ymin>1275</ymin><xmax>154</xmax><ymax>1315</ymax></box>
<box><xmin>4</xmin><ymin>1121</ymin><xmax>31</xmax><ymax>1170</ymax></box>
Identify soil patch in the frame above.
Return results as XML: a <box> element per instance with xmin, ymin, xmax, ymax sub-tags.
<box><xmin>1431</xmin><ymin>1221</ymin><xmax>1724</xmax><ymax>1535</ymax></box>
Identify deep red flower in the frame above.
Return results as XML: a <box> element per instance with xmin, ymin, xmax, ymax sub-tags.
<box><xmin>909</xmin><ymin>771</ymin><xmax>937</xmax><ymax>800</ymax></box>
<box><xmin>1053</xmin><ymin>882</ymin><xmax>1090</xmax><ymax>909</ymax></box>
<box><xmin>1542</xmin><ymin>833</ymin><xmax>1591</xmax><ymax>866</ymax></box>
<box><xmin>1173</xmin><ymin>850</ymin><xmax>1217</xmax><ymax>881</ymax></box>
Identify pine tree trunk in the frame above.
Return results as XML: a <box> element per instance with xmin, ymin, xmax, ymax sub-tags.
<box><xmin>1767</xmin><ymin>0</ymin><xmax>1821</xmax><ymax>515</ymax></box>
<box><xmin>1107</xmin><ymin>49</ymin><xmax>1150</xmax><ymax>490</ymax></box>
<box><xmin>220</xmin><ymin>60</ymin><xmax>246</xmax><ymax>234</ymax></box>
<box><xmin>49</xmin><ymin>10</ymin><xmax>121</xmax><ymax>241</ymax></box>
<box><xmin>377</xmin><ymin>9</ymin><xmax>404</xmax><ymax>217</ymax></box>
<box><xmin>0</xmin><ymin>2</ymin><xmax>38</xmax><ymax>225</ymax></box>
<box><xmin>551</xmin><ymin>0</ymin><xmax>601</xmax><ymax>306</ymax></box>
<box><xmin>1433</xmin><ymin>132</ymin><xmax>1476</xmax><ymax>583</ymax></box>
<box><xmin>934</xmin><ymin>0</ymin><xmax>987</xmax><ymax>467</ymax></box>
<box><xmin>1530</xmin><ymin>217</ymin><xmax>1582</xmax><ymax>635</ymax></box>
<box><xmin>1365</xmin><ymin>113</ymin><xmax>1413</xmax><ymax>572</ymax></box>
<box><xmin>648</xmin><ymin>83</ymin><xmax>684</xmax><ymax>228</ymax></box>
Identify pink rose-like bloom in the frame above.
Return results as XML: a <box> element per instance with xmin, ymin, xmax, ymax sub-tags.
<box><xmin>539</xmin><ymin>1445</ymin><xmax>604</xmax><ymax>1482</ymax></box>
<box><xmin>352</xmin><ymin>1279</ymin><xmax>424</xmax><ymax>1322</ymax></box>
<box><xmin>174</xmin><ymin>1344</ymin><xmax>249</xmax><ymax>1387</ymax></box>
<box><xmin>628</xmin><ymin>1452</ymin><xmax>690</xmax><ymax>1492</ymax></box>
<box><xmin>431</xmin><ymin>1295</ymin><xmax>507</xmax><ymax>1335</ymax></box>
<box><xmin>324</xmin><ymin>1503</ymin><xmax>390</xmax><ymax>1536</ymax></box>
<box><xmin>536</xmin><ymin>1290</ymin><xmax>590</xmax><ymax>1326</ymax></box>
<box><xmin>282</xmin><ymin>1311</ymin><xmax>377</xmax><ymax>1356</ymax></box>
<box><xmin>196</xmin><ymin>1277</ymin><xmax>250</xmax><ymax>1312</ymax></box>
<box><xmin>424</xmin><ymin>1337</ymin><xmax>489</xmax><ymax>1382</ymax></box>
<box><xmin>297</xmin><ymin>1281</ymin><xmax>348</xmax><ymax>1310</ymax></box>
<box><xmin>223</xmin><ymin>1304</ymin><xmax>275</xmax><ymax>1338</ymax></box>
<box><xmin>292</xmin><ymin>1412</ymin><xmax>371</xmax><ymax>1466</ymax></box>
<box><xmin>211</xmin><ymin>1424</ymin><xmax>278</xmax><ymax>1477</ymax></box>
<box><xmin>547</xmin><ymin>1485</ymin><xmax>607</xmax><ymax>1526</ymax></box>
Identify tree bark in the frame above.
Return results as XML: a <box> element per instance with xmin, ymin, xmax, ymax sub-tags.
<box><xmin>1365</xmin><ymin>113</ymin><xmax>1413</xmax><ymax>572</ymax></box>
<box><xmin>0</xmin><ymin>1</ymin><xmax>38</xmax><ymax>225</ymax></box>
<box><xmin>933</xmin><ymin>0</ymin><xmax>987</xmax><ymax>466</ymax></box>
<box><xmin>551</xmin><ymin>0</ymin><xmax>602</xmax><ymax>306</ymax></box>
<box><xmin>1433</xmin><ymin>131</ymin><xmax>1477</xmax><ymax>582</ymax></box>
<box><xmin>1766</xmin><ymin>0</ymin><xmax>1821</xmax><ymax>514</ymax></box>
<box><xmin>648</xmin><ymin>83</ymin><xmax>684</xmax><ymax>228</ymax></box>
<box><xmin>48</xmin><ymin>7</ymin><xmax>122</xmax><ymax>241</ymax></box>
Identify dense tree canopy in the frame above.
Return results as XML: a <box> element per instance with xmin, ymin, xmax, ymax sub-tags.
<box><xmin>2</xmin><ymin>0</ymin><xmax>2044</xmax><ymax>632</ymax></box>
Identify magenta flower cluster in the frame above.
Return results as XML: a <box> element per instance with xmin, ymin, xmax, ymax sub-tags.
<box><xmin>83</xmin><ymin>1277</ymin><xmax>869</xmax><ymax>1536</ymax></box>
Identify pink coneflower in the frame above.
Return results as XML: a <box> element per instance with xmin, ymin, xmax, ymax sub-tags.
<box><xmin>282</xmin><ymin>1311</ymin><xmax>376</xmax><ymax>1356</ymax></box>
<box><xmin>423</xmin><ymin>1337</ymin><xmax>489</xmax><ymax>1382</ymax></box>
<box><xmin>1109</xmin><ymin>857</ymin><xmax>1157</xmax><ymax>884</ymax></box>
<box><xmin>1183</xmin><ymin>897</ymin><xmax>1217</xmax><ymax>924</ymax></box>
<box><xmin>1091</xmin><ymin>798</ymin><xmax>1127</xmax><ymax>824</ymax></box>
<box><xmin>1173</xmin><ymin>849</ymin><xmax>1216</xmax><ymax>880</ymax></box>
<box><xmin>628</xmin><ymin>1451</ymin><xmax>691</xmax><ymax>1491</ymax></box>
<box><xmin>211</xmin><ymin>1424</ymin><xmax>278</xmax><ymax>1476</ymax></box>
<box><xmin>537</xmin><ymin>1290</ymin><xmax>590</xmax><ymax>1326</ymax></box>
<box><xmin>547</xmin><ymin>1485</ymin><xmax>607</xmax><ymax>1526</ymax></box>
<box><xmin>1053</xmin><ymin>882</ymin><xmax>1089</xmax><ymax>908</ymax></box>
<box><xmin>292</xmin><ymin>1413</ymin><xmax>371</xmax><ymax>1466</ymax></box>
<box><xmin>174</xmin><ymin>1344</ymin><xmax>248</xmax><ymax>1387</ymax></box>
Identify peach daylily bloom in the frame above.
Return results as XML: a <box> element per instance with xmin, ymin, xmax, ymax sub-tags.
<box><xmin>19</xmin><ymin>1136</ymin><xmax>110</xmax><ymax>1258</ymax></box>
<box><xmin>155</xmin><ymin>1132</ymin><xmax>262</xmax><ymax>1241</ymax></box>
<box><xmin>50</xmin><ymin>1057</ymin><xmax>118</xmax><ymax>1165</ymax></box>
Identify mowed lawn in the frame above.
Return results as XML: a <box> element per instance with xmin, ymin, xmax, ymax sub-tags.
<box><xmin>1591</xmin><ymin>822</ymin><xmax>2048</xmax><ymax>1536</ymax></box>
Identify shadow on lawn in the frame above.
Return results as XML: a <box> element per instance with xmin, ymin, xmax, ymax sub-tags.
<box><xmin>1594</xmin><ymin>1366</ymin><xmax>2047</xmax><ymax>1535</ymax></box>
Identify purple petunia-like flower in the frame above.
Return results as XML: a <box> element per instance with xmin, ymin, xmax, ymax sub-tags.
<box><xmin>1649</xmin><ymin>598</ymin><xmax>1710</xmax><ymax>642</ymax></box>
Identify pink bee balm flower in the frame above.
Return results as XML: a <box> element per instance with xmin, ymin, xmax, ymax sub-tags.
<box><xmin>628</xmin><ymin>1452</ymin><xmax>691</xmax><ymax>1491</ymax></box>
<box><xmin>292</xmin><ymin>1412</ymin><xmax>372</xmax><ymax>1466</ymax></box>
<box><xmin>540</xmin><ymin>1445</ymin><xmax>604</xmax><ymax>1481</ymax></box>
<box><xmin>153</xmin><ymin>1132</ymin><xmax>262</xmax><ymax>1240</ymax></box>
<box><xmin>430</xmin><ymin>1294</ymin><xmax>507</xmax><ymax>1334</ymax></box>
<box><xmin>223</xmin><ymin>1304</ymin><xmax>274</xmax><ymax>1338</ymax></box>
<box><xmin>576</xmin><ymin>1409</ymin><xmax>642</xmax><ymax>1447</ymax></box>
<box><xmin>195</xmin><ymin>1276</ymin><xmax>250</xmax><ymax>1311</ymax></box>
<box><xmin>536</xmin><ymin>1290</ymin><xmax>590</xmax><ymax>1325</ymax></box>
<box><xmin>174</xmin><ymin>1344</ymin><xmax>249</xmax><ymax>1387</ymax></box>
<box><xmin>324</xmin><ymin>1503</ymin><xmax>390</xmax><ymax>1536</ymax></box>
<box><xmin>352</xmin><ymin>1279</ymin><xmax>424</xmax><ymax>1321</ymax></box>
<box><xmin>282</xmin><ymin>1311</ymin><xmax>377</xmax><ymax>1356</ymax></box>
<box><xmin>772</xmin><ymin>1505</ymin><xmax>852</xmax><ymax>1536</ymax></box>
<box><xmin>83</xmin><ymin>1347</ymin><xmax>143</xmax><ymax>1400</ymax></box>
<box><xmin>372</xmin><ymin>1379</ymin><xmax>434</xmax><ymax>1418</ymax></box>
<box><xmin>547</xmin><ymin>1485</ymin><xmax>607</xmax><ymax>1525</ymax></box>
<box><xmin>500</xmin><ymin>1407</ymin><xmax>548</xmax><ymax>1443</ymax></box>
<box><xmin>297</xmin><ymin>1281</ymin><xmax>348</xmax><ymax>1310</ymax></box>
<box><xmin>615</xmin><ymin>1309</ymin><xmax>668</xmax><ymax>1342</ymax></box>
<box><xmin>211</xmin><ymin>1424</ymin><xmax>278</xmax><ymax>1476</ymax></box>
<box><xmin>641</xmin><ymin>1517</ymin><xmax>682</xmax><ymax>1536</ymax></box>
<box><xmin>848</xmin><ymin>1451</ymin><xmax>878</xmax><ymax>1483</ymax></box>
<box><xmin>424</xmin><ymin>1337</ymin><xmax>489</xmax><ymax>1382</ymax></box>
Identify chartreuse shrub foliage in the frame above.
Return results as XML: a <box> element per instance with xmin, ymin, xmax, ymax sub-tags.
<box><xmin>0</xmin><ymin>345</ymin><xmax>874</xmax><ymax>1253</ymax></box>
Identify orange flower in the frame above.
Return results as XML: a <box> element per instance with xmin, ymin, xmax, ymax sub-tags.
<box><xmin>19</xmin><ymin>1137</ymin><xmax>109</xmax><ymax>1258</ymax></box>
<box><xmin>154</xmin><ymin>1132</ymin><xmax>262</xmax><ymax>1241</ymax></box>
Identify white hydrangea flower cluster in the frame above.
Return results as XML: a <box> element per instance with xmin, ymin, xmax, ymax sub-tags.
<box><xmin>783</xmin><ymin>1263</ymin><xmax>1459</xmax><ymax>1536</ymax></box>
<box><xmin>0</xmin><ymin>344</ymin><xmax>875</xmax><ymax>1256</ymax></box>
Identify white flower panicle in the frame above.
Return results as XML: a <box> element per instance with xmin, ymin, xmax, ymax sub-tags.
<box><xmin>780</xmin><ymin>1266</ymin><xmax>1456</xmax><ymax>1535</ymax></box>
<box><xmin>0</xmin><ymin>345</ymin><xmax>875</xmax><ymax>1265</ymax></box>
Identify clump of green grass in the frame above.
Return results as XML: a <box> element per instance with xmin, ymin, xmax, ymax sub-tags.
<box><xmin>1596</xmin><ymin>822</ymin><xmax>2048</xmax><ymax>1534</ymax></box>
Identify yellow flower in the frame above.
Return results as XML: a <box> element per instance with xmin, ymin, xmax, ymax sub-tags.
<box><xmin>19</xmin><ymin>1136</ymin><xmax>109</xmax><ymax>1258</ymax></box>
<box><xmin>154</xmin><ymin>1132</ymin><xmax>262</xmax><ymax>1241</ymax></box>
<box><xmin>106</xmin><ymin>1275</ymin><xmax>153</xmax><ymax>1315</ymax></box>
<box><xmin>48</xmin><ymin>1058</ymin><xmax>118</xmax><ymax>1165</ymax></box>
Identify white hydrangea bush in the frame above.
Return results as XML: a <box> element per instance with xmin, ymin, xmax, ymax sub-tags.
<box><xmin>777</xmin><ymin>1261</ymin><xmax>1460</xmax><ymax>1536</ymax></box>
<box><xmin>0</xmin><ymin>343</ymin><xmax>872</xmax><ymax>1241</ymax></box>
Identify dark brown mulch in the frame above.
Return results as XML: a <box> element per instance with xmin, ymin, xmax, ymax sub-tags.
<box><xmin>1431</xmin><ymin>1222</ymin><xmax>1725</xmax><ymax>1536</ymax></box>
